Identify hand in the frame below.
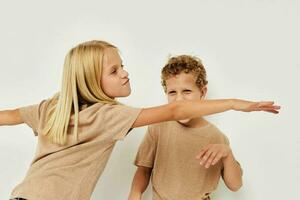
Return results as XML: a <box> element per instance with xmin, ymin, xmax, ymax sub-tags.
<box><xmin>231</xmin><ymin>99</ymin><xmax>281</xmax><ymax>114</ymax></box>
<box><xmin>196</xmin><ymin>144</ymin><xmax>232</xmax><ymax>168</ymax></box>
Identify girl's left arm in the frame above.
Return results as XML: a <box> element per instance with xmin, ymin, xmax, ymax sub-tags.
<box><xmin>0</xmin><ymin>109</ymin><xmax>23</xmax><ymax>126</ymax></box>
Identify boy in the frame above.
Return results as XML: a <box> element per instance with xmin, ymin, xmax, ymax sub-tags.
<box><xmin>128</xmin><ymin>55</ymin><xmax>243</xmax><ymax>200</ymax></box>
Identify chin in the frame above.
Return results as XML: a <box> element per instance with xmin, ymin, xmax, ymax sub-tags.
<box><xmin>119</xmin><ymin>89</ymin><xmax>131</xmax><ymax>97</ymax></box>
<box><xmin>125</xmin><ymin>89</ymin><xmax>131</xmax><ymax>96</ymax></box>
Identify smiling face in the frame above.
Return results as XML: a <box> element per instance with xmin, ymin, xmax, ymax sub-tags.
<box><xmin>165</xmin><ymin>72</ymin><xmax>207</xmax><ymax>124</ymax></box>
<box><xmin>101</xmin><ymin>48</ymin><xmax>131</xmax><ymax>98</ymax></box>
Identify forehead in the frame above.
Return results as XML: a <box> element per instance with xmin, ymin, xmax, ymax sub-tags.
<box><xmin>165</xmin><ymin>72</ymin><xmax>198</xmax><ymax>89</ymax></box>
<box><xmin>103</xmin><ymin>48</ymin><xmax>122</xmax><ymax>70</ymax></box>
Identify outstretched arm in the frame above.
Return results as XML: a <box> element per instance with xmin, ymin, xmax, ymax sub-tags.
<box><xmin>132</xmin><ymin>99</ymin><xmax>280</xmax><ymax>128</ymax></box>
<box><xmin>128</xmin><ymin>166</ymin><xmax>152</xmax><ymax>200</ymax></box>
<box><xmin>0</xmin><ymin>109</ymin><xmax>23</xmax><ymax>126</ymax></box>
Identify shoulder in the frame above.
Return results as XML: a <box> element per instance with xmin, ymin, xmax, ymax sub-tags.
<box><xmin>206</xmin><ymin>122</ymin><xmax>230</xmax><ymax>144</ymax></box>
<box><xmin>146</xmin><ymin>121</ymin><xmax>174</xmax><ymax>139</ymax></box>
<box><xmin>148</xmin><ymin>120</ymin><xmax>174</xmax><ymax>132</ymax></box>
<box><xmin>20</xmin><ymin>98</ymin><xmax>51</xmax><ymax>118</ymax></box>
<box><xmin>100</xmin><ymin>103</ymin><xmax>141</xmax><ymax>114</ymax></box>
<box><xmin>79</xmin><ymin>102</ymin><xmax>141</xmax><ymax>118</ymax></box>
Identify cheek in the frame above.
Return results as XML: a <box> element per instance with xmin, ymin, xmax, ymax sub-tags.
<box><xmin>185</xmin><ymin>93</ymin><xmax>201</xmax><ymax>100</ymax></box>
<box><xmin>101</xmin><ymin>77</ymin><xmax>118</xmax><ymax>95</ymax></box>
<box><xmin>101</xmin><ymin>77</ymin><xmax>110</xmax><ymax>92</ymax></box>
<box><xmin>183</xmin><ymin>94</ymin><xmax>193</xmax><ymax>100</ymax></box>
<box><xmin>167</xmin><ymin>95</ymin><xmax>175</xmax><ymax>103</ymax></box>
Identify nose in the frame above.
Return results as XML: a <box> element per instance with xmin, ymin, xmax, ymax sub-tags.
<box><xmin>175</xmin><ymin>94</ymin><xmax>184</xmax><ymax>101</ymax></box>
<box><xmin>120</xmin><ymin>68</ymin><xmax>129</xmax><ymax>78</ymax></box>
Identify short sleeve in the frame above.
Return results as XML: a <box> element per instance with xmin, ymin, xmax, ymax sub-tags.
<box><xmin>222</xmin><ymin>134</ymin><xmax>230</xmax><ymax>145</ymax></box>
<box><xmin>102</xmin><ymin>104</ymin><xmax>141</xmax><ymax>141</ymax></box>
<box><xmin>134</xmin><ymin>126</ymin><xmax>157</xmax><ymax>168</ymax></box>
<box><xmin>19</xmin><ymin>100</ymin><xmax>47</xmax><ymax>136</ymax></box>
<box><xmin>221</xmin><ymin>134</ymin><xmax>243</xmax><ymax>175</ymax></box>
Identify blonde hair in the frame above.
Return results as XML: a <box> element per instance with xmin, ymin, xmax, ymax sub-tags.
<box><xmin>43</xmin><ymin>40</ymin><xmax>118</xmax><ymax>145</ymax></box>
<box><xmin>161</xmin><ymin>55</ymin><xmax>208</xmax><ymax>92</ymax></box>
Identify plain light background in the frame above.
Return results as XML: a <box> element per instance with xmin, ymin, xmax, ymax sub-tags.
<box><xmin>0</xmin><ymin>0</ymin><xmax>299</xmax><ymax>199</ymax></box>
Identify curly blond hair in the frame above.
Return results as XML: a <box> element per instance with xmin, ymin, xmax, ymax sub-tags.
<box><xmin>161</xmin><ymin>55</ymin><xmax>208</xmax><ymax>92</ymax></box>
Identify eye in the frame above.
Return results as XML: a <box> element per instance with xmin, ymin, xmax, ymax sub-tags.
<box><xmin>111</xmin><ymin>68</ymin><xmax>117</xmax><ymax>74</ymax></box>
<box><xmin>183</xmin><ymin>89</ymin><xmax>192</xmax><ymax>93</ymax></box>
<box><xmin>168</xmin><ymin>91</ymin><xmax>176</xmax><ymax>95</ymax></box>
<box><xmin>121</xmin><ymin>64</ymin><xmax>124</xmax><ymax>68</ymax></box>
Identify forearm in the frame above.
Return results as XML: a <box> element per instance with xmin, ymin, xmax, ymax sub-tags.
<box><xmin>128</xmin><ymin>167</ymin><xmax>151</xmax><ymax>200</ymax></box>
<box><xmin>173</xmin><ymin>99</ymin><xmax>234</xmax><ymax>120</ymax></box>
<box><xmin>222</xmin><ymin>152</ymin><xmax>243</xmax><ymax>191</ymax></box>
<box><xmin>0</xmin><ymin>109</ymin><xmax>23</xmax><ymax>126</ymax></box>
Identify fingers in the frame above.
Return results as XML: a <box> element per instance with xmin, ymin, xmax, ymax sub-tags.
<box><xmin>258</xmin><ymin>104</ymin><xmax>281</xmax><ymax>113</ymax></box>
<box><xmin>237</xmin><ymin>100</ymin><xmax>281</xmax><ymax>113</ymax></box>
<box><xmin>258</xmin><ymin>101</ymin><xmax>274</xmax><ymax>106</ymax></box>
<box><xmin>197</xmin><ymin>144</ymin><xmax>229</xmax><ymax>168</ymax></box>
<box><xmin>262</xmin><ymin>109</ymin><xmax>280</xmax><ymax>114</ymax></box>
<box><xmin>199</xmin><ymin>149</ymin><xmax>213</xmax><ymax>166</ymax></box>
<box><xmin>258</xmin><ymin>104</ymin><xmax>281</xmax><ymax>110</ymax></box>
<box><xmin>211</xmin><ymin>154</ymin><xmax>223</xmax><ymax>165</ymax></box>
<box><xmin>249</xmin><ymin>101</ymin><xmax>281</xmax><ymax>113</ymax></box>
<box><xmin>204</xmin><ymin>151</ymin><xmax>218</xmax><ymax>168</ymax></box>
<box><xmin>196</xmin><ymin>145</ymin><xmax>210</xmax><ymax>159</ymax></box>
<box><xmin>200</xmin><ymin>150</ymin><xmax>223</xmax><ymax>168</ymax></box>
<box><xmin>258</xmin><ymin>101</ymin><xmax>280</xmax><ymax>108</ymax></box>
<box><xmin>198</xmin><ymin>146</ymin><xmax>220</xmax><ymax>168</ymax></box>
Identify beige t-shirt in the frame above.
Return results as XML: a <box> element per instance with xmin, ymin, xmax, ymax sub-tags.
<box><xmin>135</xmin><ymin>121</ymin><xmax>239</xmax><ymax>200</ymax></box>
<box><xmin>10</xmin><ymin>99</ymin><xmax>141</xmax><ymax>200</ymax></box>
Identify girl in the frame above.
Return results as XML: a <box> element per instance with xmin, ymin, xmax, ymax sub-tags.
<box><xmin>0</xmin><ymin>40</ymin><xmax>280</xmax><ymax>200</ymax></box>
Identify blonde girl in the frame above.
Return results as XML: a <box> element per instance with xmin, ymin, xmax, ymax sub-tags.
<box><xmin>0</xmin><ymin>40</ymin><xmax>280</xmax><ymax>200</ymax></box>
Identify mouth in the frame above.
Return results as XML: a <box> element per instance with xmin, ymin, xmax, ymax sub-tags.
<box><xmin>122</xmin><ymin>79</ymin><xmax>130</xmax><ymax>85</ymax></box>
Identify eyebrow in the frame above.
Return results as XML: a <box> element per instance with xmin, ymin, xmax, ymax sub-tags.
<box><xmin>107</xmin><ymin>65</ymin><xmax>118</xmax><ymax>72</ymax></box>
<box><xmin>109</xmin><ymin>64</ymin><xmax>118</xmax><ymax>69</ymax></box>
<box><xmin>167</xmin><ymin>88</ymin><xmax>192</xmax><ymax>92</ymax></box>
<box><xmin>108</xmin><ymin>60</ymin><xmax>123</xmax><ymax>69</ymax></box>
<box><xmin>167</xmin><ymin>89</ymin><xmax>176</xmax><ymax>93</ymax></box>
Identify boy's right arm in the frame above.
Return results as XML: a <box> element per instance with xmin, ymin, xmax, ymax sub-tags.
<box><xmin>0</xmin><ymin>109</ymin><xmax>23</xmax><ymax>126</ymax></box>
<box><xmin>128</xmin><ymin>166</ymin><xmax>152</xmax><ymax>200</ymax></box>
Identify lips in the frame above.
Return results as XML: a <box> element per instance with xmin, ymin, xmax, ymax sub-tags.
<box><xmin>122</xmin><ymin>79</ymin><xmax>130</xmax><ymax>85</ymax></box>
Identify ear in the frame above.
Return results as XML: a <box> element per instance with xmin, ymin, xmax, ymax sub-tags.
<box><xmin>200</xmin><ymin>85</ymin><xmax>208</xmax><ymax>99</ymax></box>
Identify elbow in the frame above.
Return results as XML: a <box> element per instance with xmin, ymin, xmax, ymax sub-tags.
<box><xmin>228</xmin><ymin>181</ymin><xmax>243</xmax><ymax>192</ymax></box>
